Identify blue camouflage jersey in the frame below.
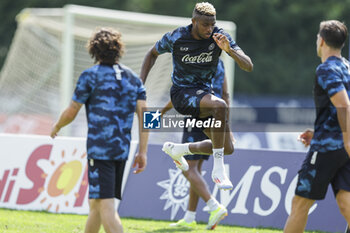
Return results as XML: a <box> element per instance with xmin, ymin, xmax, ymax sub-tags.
<box><xmin>156</xmin><ymin>24</ymin><xmax>240</xmax><ymax>89</ymax></box>
<box><xmin>310</xmin><ymin>56</ymin><xmax>350</xmax><ymax>152</ymax></box>
<box><xmin>211</xmin><ymin>59</ymin><xmax>225</xmax><ymax>97</ymax></box>
<box><xmin>72</xmin><ymin>63</ymin><xmax>146</xmax><ymax>161</ymax></box>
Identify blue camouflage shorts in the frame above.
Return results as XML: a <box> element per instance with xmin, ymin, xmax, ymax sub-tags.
<box><xmin>170</xmin><ymin>85</ymin><xmax>211</xmax><ymax>118</ymax></box>
<box><xmin>295</xmin><ymin>148</ymin><xmax>350</xmax><ymax>200</ymax></box>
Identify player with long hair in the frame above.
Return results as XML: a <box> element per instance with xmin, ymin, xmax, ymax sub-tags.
<box><xmin>51</xmin><ymin>28</ymin><xmax>148</xmax><ymax>233</ymax></box>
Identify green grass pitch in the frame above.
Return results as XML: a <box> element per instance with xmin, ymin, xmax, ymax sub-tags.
<box><xmin>0</xmin><ymin>208</ymin><xmax>330</xmax><ymax>233</ymax></box>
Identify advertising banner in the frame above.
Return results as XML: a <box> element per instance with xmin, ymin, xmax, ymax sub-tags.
<box><xmin>0</xmin><ymin>134</ymin><xmax>89</xmax><ymax>214</ymax></box>
<box><xmin>119</xmin><ymin>145</ymin><xmax>347</xmax><ymax>232</ymax></box>
<box><xmin>0</xmin><ymin>134</ymin><xmax>347</xmax><ymax>232</ymax></box>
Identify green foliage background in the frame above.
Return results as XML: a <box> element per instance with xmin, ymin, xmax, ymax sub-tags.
<box><xmin>1</xmin><ymin>0</ymin><xmax>350</xmax><ymax>97</ymax></box>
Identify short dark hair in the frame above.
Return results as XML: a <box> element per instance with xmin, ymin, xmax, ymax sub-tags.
<box><xmin>192</xmin><ymin>2</ymin><xmax>216</xmax><ymax>18</ymax></box>
<box><xmin>87</xmin><ymin>28</ymin><xmax>125</xmax><ymax>65</ymax></box>
<box><xmin>319</xmin><ymin>20</ymin><xmax>348</xmax><ymax>49</ymax></box>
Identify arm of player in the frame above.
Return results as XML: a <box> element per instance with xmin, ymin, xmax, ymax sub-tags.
<box><xmin>161</xmin><ymin>100</ymin><xmax>173</xmax><ymax>116</ymax></box>
<box><xmin>330</xmin><ymin>89</ymin><xmax>350</xmax><ymax>156</ymax></box>
<box><xmin>213</xmin><ymin>33</ymin><xmax>253</xmax><ymax>72</ymax></box>
<box><xmin>50</xmin><ymin>101</ymin><xmax>82</xmax><ymax>138</ymax></box>
<box><xmin>140</xmin><ymin>45</ymin><xmax>160</xmax><ymax>84</ymax></box>
<box><xmin>133</xmin><ymin>99</ymin><xmax>149</xmax><ymax>174</ymax></box>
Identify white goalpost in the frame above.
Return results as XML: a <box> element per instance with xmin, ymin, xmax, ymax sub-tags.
<box><xmin>0</xmin><ymin>4</ymin><xmax>236</xmax><ymax>142</ymax></box>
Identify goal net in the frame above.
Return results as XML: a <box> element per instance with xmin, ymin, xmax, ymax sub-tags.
<box><xmin>0</xmin><ymin>5</ymin><xmax>236</xmax><ymax>143</ymax></box>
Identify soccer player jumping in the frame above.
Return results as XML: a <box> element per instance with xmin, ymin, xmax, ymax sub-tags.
<box><xmin>162</xmin><ymin>60</ymin><xmax>236</xmax><ymax>230</ymax></box>
<box><xmin>141</xmin><ymin>2</ymin><xmax>253</xmax><ymax>191</ymax></box>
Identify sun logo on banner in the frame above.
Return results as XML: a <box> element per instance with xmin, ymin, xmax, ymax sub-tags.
<box><xmin>39</xmin><ymin>148</ymin><xmax>87</xmax><ymax>212</ymax></box>
<box><xmin>157</xmin><ymin>168</ymin><xmax>190</xmax><ymax>220</ymax></box>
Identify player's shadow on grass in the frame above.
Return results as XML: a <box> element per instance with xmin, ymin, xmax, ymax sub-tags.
<box><xmin>144</xmin><ymin>227</ymin><xmax>193</xmax><ymax>232</ymax></box>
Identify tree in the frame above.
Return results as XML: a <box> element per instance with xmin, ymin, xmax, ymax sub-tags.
<box><xmin>1</xmin><ymin>0</ymin><xmax>349</xmax><ymax>96</ymax></box>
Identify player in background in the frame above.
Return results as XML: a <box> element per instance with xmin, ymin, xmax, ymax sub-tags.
<box><xmin>50</xmin><ymin>28</ymin><xmax>148</xmax><ymax>233</ymax></box>
<box><xmin>284</xmin><ymin>20</ymin><xmax>350</xmax><ymax>233</ymax></box>
<box><xmin>140</xmin><ymin>2</ymin><xmax>253</xmax><ymax>194</ymax></box>
<box><xmin>162</xmin><ymin>60</ymin><xmax>235</xmax><ymax>229</ymax></box>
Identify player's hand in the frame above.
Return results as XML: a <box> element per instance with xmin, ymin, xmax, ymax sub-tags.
<box><xmin>213</xmin><ymin>33</ymin><xmax>230</xmax><ymax>52</ymax></box>
<box><xmin>50</xmin><ymin>124</ymin><xmax>60</xmax><ymax>139</ymax></box>
<box><xmin>132</xmin><ymin>152</ymin><xmax>147</xmax><ymax>174</ymax></box>
<box><xmin>297</xmin><ymin>128</ymin><xmax>314</xmax><ymax>147</ymax></box>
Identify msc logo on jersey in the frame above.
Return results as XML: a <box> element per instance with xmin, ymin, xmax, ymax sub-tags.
<box><xmin>143</xmin><ymin>110</ymin><xmax>161</xmax><ymax>129</ymax></box>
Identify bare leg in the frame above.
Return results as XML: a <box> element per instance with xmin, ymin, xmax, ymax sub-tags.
<box><xmin>189</xmin><ymin>98</ymin><xmax>234</xmax><ymax>190</ymax></box>
<box><xmin>283</xmin><ymin>195</ymin><xmax>315</xmax><ymax>233</ymax></box>
<box><xmin>198</xmin><ymin>94</ymin><xmax>228</xmax><ymax>149</ymax></box>
<box><xmin>336</xmin><ymin>189</ymin><xmax>350</xmax><ymax>225</ymax></box>
<box><xmin>100</xmin><ymin>198</ymin><xmax>123</xmax><ymax>233</ymax></box>
<box><xmin>188</xmin><ymin>124</ymin><xmax>234</xmax><ymax>155</ymax></box>
<box><xmin>162</xmin><ymin>94</ymin><xmax>234</xmax><ymax>189</ymax></box>
<box><xmin>84</xmin><ymin>199</ymin><xmax>102</xmax><ymax>233</ymax></box>
<box><xmin>188</xmin><ymin>184</ymin><xmax>200</xmax><ymax>211</ymax></box>
<box><xmin>184</xmin><ymin>159</ymin><xmax>211</xmax><ymax>211</ymax></box>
